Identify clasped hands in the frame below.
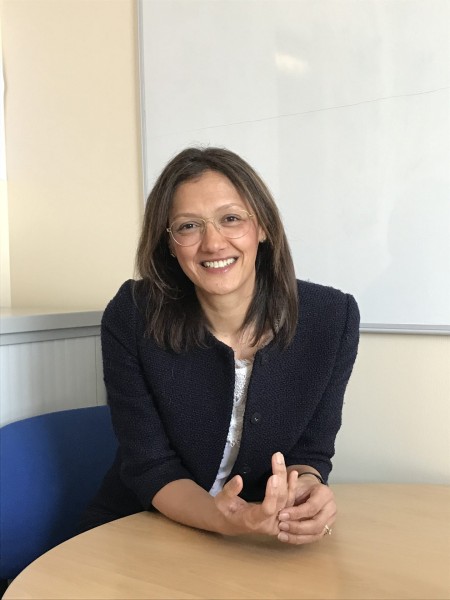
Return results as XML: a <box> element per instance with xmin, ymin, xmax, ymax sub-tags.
<box><xmin>214</xmin><ymin>452</ymin><xmax>336</xmax><ymax>545</ymax></box>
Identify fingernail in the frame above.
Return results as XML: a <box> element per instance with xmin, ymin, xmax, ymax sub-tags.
<box><xmin>279</xmin><ymin>522</ymin><xmax>289</xmax><ymax>531</ymax></box>
<box><xmin>279</xmin><ymin>512</ymin><xmax>289</xmax><ymax>521</ymax></box>
<box><xmin>278</xmin><ymin>532</ymin><xmax>289</xmax><ymax>542</ymax></box>
<box><xmin>272</xmin><ymin>474</ymin><xmax>279</xmax><ymax>488</ymax></box>
<box><xmin>276</xmin><ymin>452</ymin><xmax>284</xmax><ymax>465</ymax></box>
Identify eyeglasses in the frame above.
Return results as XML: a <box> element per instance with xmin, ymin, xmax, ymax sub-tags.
<box><xmin>167</xmin><ymin>207</ymin><xmax>254</xmax><ymax>247</ymax></box>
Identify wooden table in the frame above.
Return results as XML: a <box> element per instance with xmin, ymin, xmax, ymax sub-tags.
<box><xmin>4</xmin><ymin>484</ymin><xmax>450</xmax><ymax>599</ymax></box>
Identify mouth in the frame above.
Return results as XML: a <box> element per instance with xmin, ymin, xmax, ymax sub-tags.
<box><xmin>201</xmin><ymin>257</ymin><xmax>237</xmax><ymax>269</ymax></box>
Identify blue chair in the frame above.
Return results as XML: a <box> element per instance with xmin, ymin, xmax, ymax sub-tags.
<box><xmin>0</xmin><ymin>406</ymin><xmax>117</xmax><ymax>582</ymax></box>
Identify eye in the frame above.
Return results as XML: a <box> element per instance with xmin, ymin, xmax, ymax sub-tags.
<box><xmin>174</xmin><ymin>220</ymin><xmax>202</xmax><ymax>234</ymax></box>
<box><xmin>220</xmin><ymin>213</ymin><xmax>244</xmax><ymax>226</ymax></box>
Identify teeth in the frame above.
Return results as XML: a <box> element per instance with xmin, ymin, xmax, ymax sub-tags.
<box><xmin>203</xmin><ymin>258</ymin><xmax>236</xmax><ymax>269</ymax></box>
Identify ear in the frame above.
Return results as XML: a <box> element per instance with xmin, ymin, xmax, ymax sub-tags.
<box><xmin>258</xmin><ymin>230</ymin><xmax>267</xmax><ymax>243</ymax></box>
<box><xmin>168</xmin><ymin>242</ymin><xmax>176</xmax><ymax>258</ymax></box>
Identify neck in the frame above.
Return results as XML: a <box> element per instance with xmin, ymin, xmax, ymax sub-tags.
<box><xmin>195</xmin><ymin>288</ymin><xmax>252</xmax><ymax>340</ymax></box>
<box><xmin>195</xmin><ymin>289</ymin><xmax>269</xmax><ymax>360</ymax></box>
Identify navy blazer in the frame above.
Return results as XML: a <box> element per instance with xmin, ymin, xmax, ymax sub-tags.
<box><xmin>82</xmin><ymin>279</ymin><xmax>359</xmax><ymax>529</ymax></box>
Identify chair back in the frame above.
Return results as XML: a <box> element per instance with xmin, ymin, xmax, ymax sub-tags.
<box><xmin>0</xmin><ymin>406</ymin><xmax>117</xmax><ymax>579</ymax></box>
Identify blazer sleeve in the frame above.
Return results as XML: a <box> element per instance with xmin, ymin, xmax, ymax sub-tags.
<box><xmin>101</xmin><ymin>281</ymin><xmax>194</xmax><ymax>509</ymax></box>
<box><xmin>285</xmin><ymin>293</ymin><xmax>360</xmax><ymax>482</ymax></box>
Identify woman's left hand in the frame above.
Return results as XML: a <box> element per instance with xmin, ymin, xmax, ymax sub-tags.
<box><xmin>276</xmin><ymin>473</ymin><xmax>337</xmax><ymax>545</ymax></box>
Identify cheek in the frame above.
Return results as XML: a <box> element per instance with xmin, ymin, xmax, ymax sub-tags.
<box><xmin>176</xmin><ymin>249</ymin><xmax>197</xmax><ymax>270</ymax></box>
<box><xmin>247</xmin><ymin>232</ymin><xmax>262</xmax><ymax>257</ymax></box>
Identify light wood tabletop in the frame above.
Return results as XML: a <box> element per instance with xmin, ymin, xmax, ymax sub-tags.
<box><xmin>4</xmin><ymin>484</ymin><xmax>450</xmax><ymax>599</ymax></box>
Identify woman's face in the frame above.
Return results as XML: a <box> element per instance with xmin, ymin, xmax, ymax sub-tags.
<box><xmin>169</xmin><ymin>170</ymin><xmax>264</xmax><ymax>304</ymax></box>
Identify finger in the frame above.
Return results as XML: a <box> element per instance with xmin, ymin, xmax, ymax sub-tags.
<box><xmin>271</xmin><ymin>452</ymin><xmax>287</xmax><ymax>480</ymax></box>
<box><xmin>279</xmin><ymin>485</ymin><xmax>334</xmax><ymax>521</ymax></box>
<box><xmin>277</xmin><ymin>531</ymin><xmax>327</xmax><ymax>545</ymax></box>
<box><xmin>270</xmin><ymin>452</ymin><xmax>289</xmax><ymax>511</ymax></box>
<box><xmin>285</xmin><ymin>470</ymin><xmax>298</xmax><ymax>508</ymax></box>
<box><xmin>215</xmin><ymin>476</ymin><xmax>245</xmax><ymax>516</ymax></box>
<box><xmin>222</xmin><ymin>475</ymin><xmax>243</xmax><ymax>499</ymax></box>
<box><xmin>278</xmin><ymin>503</ymin><xmax>336</xmax><ymax>537</ymax></box>
<box><xmin>260</xmin><ymin>474</ymin><xmax>282</xmax><ymax>516</ymax></box>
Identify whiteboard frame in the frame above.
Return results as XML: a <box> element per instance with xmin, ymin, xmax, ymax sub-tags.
<box><xmin>137</xmin><ymin>0</ymin><xmax>148</xmax><ymax>203</ymax></box>
<box><xmin>360</xmin><ymin>324</ymin><xmax>450</xmax><ymax>335</ymax></box>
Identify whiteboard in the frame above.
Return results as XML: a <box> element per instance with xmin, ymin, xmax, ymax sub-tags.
<box><xmin>138</xmin><ymin>0</ymin><xmax>450</xmax><ymax>333</ymax></box>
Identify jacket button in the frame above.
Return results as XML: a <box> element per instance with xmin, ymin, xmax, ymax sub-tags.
<box><xmin>241</xmin><ymin>465</ymin><xmax>251</xmax><ymax>475</ymax></box>
<box><xmin>251</xmin><ymin>412</ymin><xmax>262</xmax><ymax>424</ymax></box>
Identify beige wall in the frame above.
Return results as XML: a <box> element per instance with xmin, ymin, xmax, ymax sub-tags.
<box><xmin>1</xmin><ymin>23</ymin><xmax>11</xmax><ymax>307</ymax></box>
<box><xmin>2</xmin><ymin>0</ymin><xmax>142</xmax><ymax>309</ymax></box>
<box><xmin>333</xmin><ymin>333</ymin><xmax>450</xmax><ymax>483</ymax></box>
<box><xmin>0</xmin><ymin>180</ymin><xmax>11</xmax><ymax>307</ymax></box>
<box><xmin>1</xmin><ymin>0</ymin><xmax>449</xmax><ymax>481</ymax></box>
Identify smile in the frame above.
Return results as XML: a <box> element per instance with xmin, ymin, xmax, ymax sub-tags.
<box><xmin>201</xmin><ymin>258</ymin><xmax>237</xmax><ymax>269</ymax></box>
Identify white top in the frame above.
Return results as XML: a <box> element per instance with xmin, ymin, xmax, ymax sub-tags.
<box><xmin>209</xmin><ymin>358</ymin><xmax>254</xmax><ymax>497</ymax></box>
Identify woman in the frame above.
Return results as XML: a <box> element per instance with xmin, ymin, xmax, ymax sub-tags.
<box><xmin>81</xmin><ymin>147</ymin><xmax>360</xmax><ymax>545</ymax></box>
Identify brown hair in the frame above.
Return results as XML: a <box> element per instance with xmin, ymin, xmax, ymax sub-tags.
<box><xmin>135</xmin><ymin>147</ymin><xmax>298</xmax><ymax>352</ymax></box>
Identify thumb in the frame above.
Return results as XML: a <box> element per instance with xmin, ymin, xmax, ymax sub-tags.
<box><xmin>222</xmin><ymin>475</ymin><xmax>243</xmax><ymax>498</ymax></box>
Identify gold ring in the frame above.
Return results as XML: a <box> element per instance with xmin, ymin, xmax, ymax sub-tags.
<box><xmin>323</xmin><ymin>524</ymin><xmax>332</xmax><ymax>536</ymax></box>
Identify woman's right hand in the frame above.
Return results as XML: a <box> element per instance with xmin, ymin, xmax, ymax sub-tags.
<box><xmin>213</xmin><ymin>452</ymin><xmax>297</xmax><ymax>536</ymax></box>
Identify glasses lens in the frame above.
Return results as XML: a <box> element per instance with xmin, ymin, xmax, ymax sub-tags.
<box><xmin>217</xmin><ymin>209</ymin><xmax>251</xmax><ymax>239</ymax></box>
<box><xmin>170</xmin><ymin>217</ymin><xmax>203</xmax><ymax>246</ymax></box>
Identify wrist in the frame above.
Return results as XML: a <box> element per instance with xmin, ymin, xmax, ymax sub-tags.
<box><xmin>296</xmin><ymin>471</ymin><xmax>324</xmax><ymax>485</ymax></box>
<box><xmin>213</xmin><ymin>500</ymin><xmax>244</xmax><ymax>536</ymax></box>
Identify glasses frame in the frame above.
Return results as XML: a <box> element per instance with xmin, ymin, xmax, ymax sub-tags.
<box><xmin>167</xmin><ymin>209</ymin><xmax>254</xmax><ymax>247</ymax></box>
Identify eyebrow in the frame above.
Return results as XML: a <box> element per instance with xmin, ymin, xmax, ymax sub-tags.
<box><xmin>171</xmin><ymin>203</ymin><xmax>246</xmax><ymax>220</ymax></box>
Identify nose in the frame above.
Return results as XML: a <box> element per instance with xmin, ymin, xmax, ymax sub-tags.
<box><xmin>200</xmin><ymin>219</ymin><xmax>227</xmax><ymax>252</ymax></box>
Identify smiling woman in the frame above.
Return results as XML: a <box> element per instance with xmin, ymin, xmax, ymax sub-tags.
<box><xmin>135</xmin><ymin>147</ymin><xmax>298</xmax><ymax>353</ymax></box>
<box><xmin>80</xmin><ymin>147</ymin><xmax>360</xmax><ymax>546</ymax></box>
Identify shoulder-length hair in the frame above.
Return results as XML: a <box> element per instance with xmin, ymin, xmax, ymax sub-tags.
<box><xmin>135</xmin><ymin>147</ymin><xmax>298</xmax><ymax>352</ymax></box>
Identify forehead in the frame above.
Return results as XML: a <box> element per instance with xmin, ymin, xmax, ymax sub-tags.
<box><xmin>170</xmin><ymin>171</ymin><xmax>248</xmax><ymax>217</ymax></box>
